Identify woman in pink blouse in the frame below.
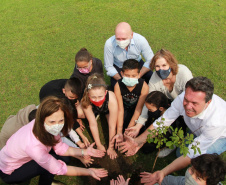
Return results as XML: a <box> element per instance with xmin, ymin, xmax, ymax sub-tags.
<box><xmin>0</xmin><ymin>96</ymin><xmax>107</xmax><ymax>184</ymax></box>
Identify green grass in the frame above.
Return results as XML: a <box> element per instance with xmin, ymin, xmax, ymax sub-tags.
<box><xmin>0</xmin><ymin>0</ymin><xmax>225</xmax><ymax>184</ymax></box>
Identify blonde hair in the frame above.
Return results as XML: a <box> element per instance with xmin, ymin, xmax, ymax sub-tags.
<box><xmin>150</xmin><ymin>49</ymin><xmax>179</xmax><ymax>75</ymax></box>
<box><xmin>81</xmin><ymin>73</ymin><xmax>107</xmax><ymax>108</ymax></box>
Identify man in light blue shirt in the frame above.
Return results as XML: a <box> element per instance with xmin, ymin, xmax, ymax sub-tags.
<box><xmin>104</xmin><ymin>22</ymin><xmax>154</xmax><ymax>88</ymax></box>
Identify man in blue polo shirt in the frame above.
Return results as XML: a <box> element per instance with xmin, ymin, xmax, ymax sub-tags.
<box><xmin>104</xmin><ymin>22</ymin><xmax>154</xmax><ymax>88</ymax></box>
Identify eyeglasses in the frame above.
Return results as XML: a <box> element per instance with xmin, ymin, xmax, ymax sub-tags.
<box><xmin>76</xmin><ymin>61</ymin><xmax>91</xmax><ymax>70</ymax></box>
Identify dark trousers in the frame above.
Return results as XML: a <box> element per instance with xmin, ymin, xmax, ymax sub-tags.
<box><xmin>0</xmin><ymin>150</ymin><xmax>70</xmax><ymax>185</ymax></box>
<box><xmin>110</xmin><ymin>59</ymin><xmax>153</xmax><ymax>89</ymax></box>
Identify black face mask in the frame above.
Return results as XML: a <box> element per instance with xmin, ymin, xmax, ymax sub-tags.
<box><xmin>69</xmin><ymin>98</ymin><xmax>78</xmax><ymax>107</ymax></box>
<box><xmin>148</xmin><ymin>109</ymin><xmax>162</xmax><ymax>121</ymax></box>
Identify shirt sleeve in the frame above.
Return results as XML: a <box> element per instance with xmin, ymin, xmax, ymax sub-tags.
<box><xmin>68</xmin><ymin>129</ymin><xmax>80</xmax><ymax>143</ymax></box>
<box><xmin>104</xmin><ymin>38</ymin><xmax>118</xmax><ymax>77</ymax></box>
<box><xmin>138</xmin><ymin>35</ymin><xmax>154</xmax><ymax>69</ymax></box>
<box><xmin>153</xmin><ymin>95</ymin><xmax>182</xmax><ymax>129</ymax></box>
<box><xmin>187</xmin><ymin>124</ymin><xmax>225</xmax><ymax>158</ymax></box>
<box><xmin>137</xmin><ymin>104</ymin><xmax>148</xmax><ymax>125</ymax></box>
<box><xmin>26</xmin><ymin>142</ymin><xmax>68</xmax><ymax>175</ymax></box>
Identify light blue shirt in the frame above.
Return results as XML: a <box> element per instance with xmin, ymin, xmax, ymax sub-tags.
<box><xmin>104</xmin><ymin>32</ymin><xmax>154</xmax><ymax>77</ymax></box>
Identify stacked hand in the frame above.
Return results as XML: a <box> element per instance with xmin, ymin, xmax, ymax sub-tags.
<box><xmin>124</xmin><ymin>125</ymin><xmax>140</xmax><ymax>138</ymax></box>
<box><xmin>85</xmin><ymin>143</ymin><xmax>106</xmax><ymax>158</ymax></box>
<box><xmin>89</xmin><ymin>168</ymin><xmax>108</xmax><ymax>181</ymax></box>
<box><xmin>140</xmin><ymin>171</ymin><xmax>164</xmax><ymax>185</ymax></box>
<box><xmin>110</xmin><ymin>175</ymin><xmax>130</xmax><ymax>185</ymax></box>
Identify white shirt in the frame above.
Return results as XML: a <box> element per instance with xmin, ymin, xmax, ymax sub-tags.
<box><xmin>153</xmin><ymin>92</ymin><xmax>226</xmax><ymax>158</ymax></box>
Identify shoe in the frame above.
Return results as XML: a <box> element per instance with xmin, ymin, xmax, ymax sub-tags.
<box><xmin>158</xmin><ymin>146</ymin><xmax>176</xmax><ymax>158</ymax></box>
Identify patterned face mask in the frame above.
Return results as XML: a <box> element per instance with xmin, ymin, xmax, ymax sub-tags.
<box><xmin>44</xmin><ymin>122</ymin><xmax>64</xmax><ymax>136</ymax></box>
<box><xmin>156</xmin><ymin>67</ymin><xmax>171</xmax><ymax>79</ymax></box>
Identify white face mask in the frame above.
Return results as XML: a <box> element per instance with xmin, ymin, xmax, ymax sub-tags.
<box><xmin>116</xmin><ymin>39</ymin><xmax>130</xmax><ymax>49</ymax></box>
<box><xmin>44</xmin><ymin>122</ymin><xmax>64</xmax><ymax>136</ymax></box>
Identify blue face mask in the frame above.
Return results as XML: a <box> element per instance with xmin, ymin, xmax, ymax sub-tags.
<box><xmin>156</xmin><ymin>67</ymin><xmax>171</xmax><ymax>79</ymax></box>
<box><xmin>122</xmin><ymin>77</ymin><xmax>139</xmax><ymax>87</ymax></box>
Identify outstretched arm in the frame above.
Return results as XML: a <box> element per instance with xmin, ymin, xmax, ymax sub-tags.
<box><xmin>140</xmin><ymin>156</ymin><xmax>191</xmax><ymax>184</ymax></box>
<box><xmin>83</xmin><ymin>106</ymin><xmax>105</xmax><ymax>151</ymax></box>
<box><xmin>114</xmin><ymin>82</ymin><xmax>124</xmax><ymax>143</ymax></box>
<box><xmin>127</xmin><ymin>81</ymin><xmax>149</xmax><ymax>128</ymax></box>
<box><xmin>106</xmin><ymin>91</ymin><xmax>118</xmax><ymax>159</ymax></box>
<box><xmin>66</xmin><ymin>166</ymin><xmax>108</xmax><ymax>181</ymax></box>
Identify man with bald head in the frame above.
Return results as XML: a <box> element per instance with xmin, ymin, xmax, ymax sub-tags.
<box><xmin>104</xmin><ymin>22</ymin><xmax>154</xmax><ymax>88</ymax></box>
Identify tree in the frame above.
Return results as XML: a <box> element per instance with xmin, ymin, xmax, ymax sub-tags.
<box><xmin>147</xmin><ymin>117</ymin><xmax>201</xmax><ymax>172</ymax></box>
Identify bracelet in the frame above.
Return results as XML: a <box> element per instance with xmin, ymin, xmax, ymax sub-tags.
<box><xmin>81</xmin><ymin>149</ymin><xmax>84</xmax><ymax>156</ymax></box>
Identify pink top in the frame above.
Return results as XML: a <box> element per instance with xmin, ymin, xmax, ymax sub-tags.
<box><xmin>0</xmin><ymin>120</ymin><xmax>69</xmax><ymax>175</ymax></box>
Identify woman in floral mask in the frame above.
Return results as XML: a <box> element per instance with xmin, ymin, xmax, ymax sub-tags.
<box><xmin>71</xmin><ymin>48</ymin><xmax>104</xmax><ymax>88</ymax></box>
<box><xmin>0</xmin><ymin>96</ymin><xmax>107</xmax><ymax>185</ymax></box>
<box><xmin>81</xmin><ymin>73</ymin><xmax>118</xmax><ymax>160</ymax></box>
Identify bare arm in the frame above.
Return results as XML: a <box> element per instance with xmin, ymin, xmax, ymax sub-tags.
<box><xmin>114</xmin><ymin>82</ymin><xmax>124</xmax><ymax>135</ymax></box>
<box><xmin>140</xmin><ymin>66</ymin><xmax>151</xmax><ymax>78</ymax></box>
<box><xmin>113</xmin><ymin>73</ymin><xmax>122</xmax><ymax>81</ymax></box>
<box><xmin>66</xmin><ymin>166</ymin><xmax>108</xmax><ymax>181</ymax></box>
<box><xmin>128</xmin><ymin>81</ymin><xmax>149</xmax><ymax>128</ymax></box>
<box><xmin>83</xmin><ymin>105</ymin><xmax>103</xmax><ymax>149</ymax></box>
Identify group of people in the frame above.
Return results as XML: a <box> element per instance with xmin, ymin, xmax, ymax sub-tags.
<box><xmin>0</xmin><ymin>22</ymin><xmax>225</xmax><ymax>185</ymax></box>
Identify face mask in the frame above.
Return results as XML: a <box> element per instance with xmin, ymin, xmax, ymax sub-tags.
<box><xmin>156</xmin><ymin>67</ymin><xmax>171</xmax><ymax>79</ymax></box>
<box><xmin>89</xmin><ymin>96</ymin><xmax>106</xmax><ymax>107</ymax></box>
<box><xmin>148</xmin><ymin>109</ymin><xmax>162</xmax><ymax>120</ymax></box>
<box><xmin>116</xmin><ymin>39</ymin><xmax>130</xmax><ymax>49</ymax></box>
<box><xmin>69</xmin><ymin>98</ymin><xmax>78</xmax><ymax>106</ymax></box>
<box><xmin>122</xmin><ymin>77</ymin><xmax>139</xmax><ymax>87</ymax></box>
<box><xmin>44</xmin><ymin>122</ymin><xmax>64</xmax><ymax>136</ymax></box>
<box><xmin>77</xmin><ymin>61</ymin><xmax>92</xmax><ymax>74</ymax></box>
<box><xmin>185</xmin><ymin>168</ymin><xmax>199</xmax><ymax>185</ymax></box>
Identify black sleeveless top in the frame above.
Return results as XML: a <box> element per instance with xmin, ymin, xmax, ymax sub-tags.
<box><xmin>118</xmin><ymin>78</ymin><xmax>144</xmax><ymax>110</ymax></box>
<box><xmin>91</xmin><ymin>91</ymin><xmax>109</xmax><ymax>115</ymax></box>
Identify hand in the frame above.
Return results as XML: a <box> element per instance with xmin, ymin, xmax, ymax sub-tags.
<box><xmin>124</xmin><ymin>125</ymin><xmax>141</xmax><ymax>138</ymax></box>
<box><xmin>81</xmin><ymin>136</ymin><xmax>90</xmax><ymax>148</ymax></box>
<box><xmin>97</xmin><ymin>144</ymin><xmax>106</xmax><ymax>152</ymax></box>
<box><xmin>77</xmin><ymin>141</ymin><xmax>86</xmax><ymax>149</ymax></box>
<box><xmin>77</xmin><ymin>156</ymin><xmax>94</xmax><ymax>167</ymax></box>
<box><xmin>107</xmin><ymin>147</ymin><xmax>118</xmax><ymax>160</ymax></box>
<box><xmin>111</xmin><ymin>134</ymin><xmax>123</xmax><ymax>150</ymax></box>
<box><xmin>89</xmin><ymin>168</ymin><xmax>108</xmax><ymax>181</ymax></box>
<box><xmin>118</xmin><ymin>134</ymin><xmax>142</xmax><ymax>156</ymax></box>
<box><xmin>85</xmin><ymin>143</ymin><xmax>106</xmax><ymax>158</ymax></box>
<box><xmin>140</xmin><ymin>171</ymin><xmax>164</xmax><ymax>185</ymax></box>
<box><xmin>77</xmin><ymin>119</ymin><xmax>85</xmax><ymax>131</ymax></box>
<box><xmin>110</xmin><ymin>175</ymin><xmax>130</xmax><ymax>185</ymax></box>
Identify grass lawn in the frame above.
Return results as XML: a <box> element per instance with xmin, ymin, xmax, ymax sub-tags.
<box><xmin>0</xmin><ymin>0</ymin><xmax>225</xmax><ymax>184</ymax></box>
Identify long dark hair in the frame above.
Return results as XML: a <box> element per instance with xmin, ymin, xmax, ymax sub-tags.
<box><xmin>33</xmin><ymin>96</ymin><xmax>74</xmax><ymax>146</ymax></box>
